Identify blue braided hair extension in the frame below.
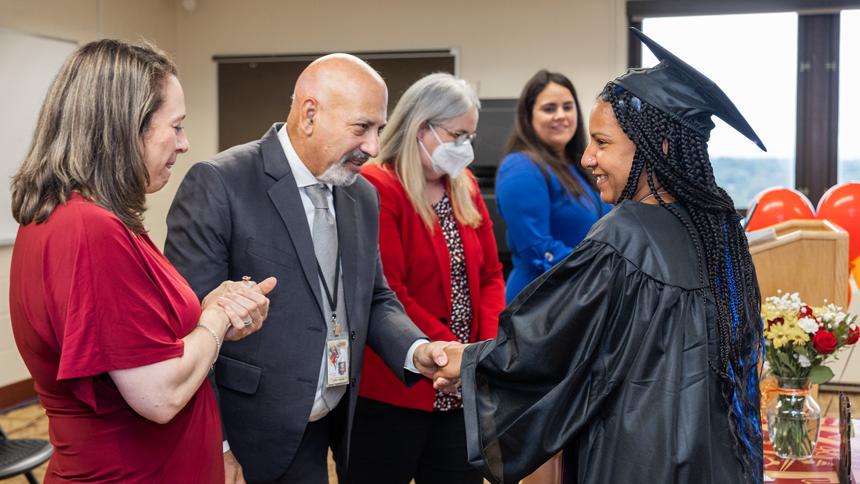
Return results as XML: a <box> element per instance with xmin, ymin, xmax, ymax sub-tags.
<box><xmin>723</xmin><ymin>221</ymin><xmax>763</xmax><ymax>483</ymax></box>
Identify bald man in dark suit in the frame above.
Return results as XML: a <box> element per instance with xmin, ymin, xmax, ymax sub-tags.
<box><xmin>166</xmin><ymin>54</ymin><xmax>456</xmax><ymax>484</ymax></box>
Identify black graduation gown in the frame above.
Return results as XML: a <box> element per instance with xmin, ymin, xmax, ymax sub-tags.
<box><xmin>461</xmin><ymin>201</ymin><xmax>751</xmax><ymax>484</ymax></box>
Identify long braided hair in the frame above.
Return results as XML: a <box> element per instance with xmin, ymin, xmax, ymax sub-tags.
<box><xmin>600</xmin><ymin>83</ymin><xmax>763</xmax><ymax>482</ymax></box>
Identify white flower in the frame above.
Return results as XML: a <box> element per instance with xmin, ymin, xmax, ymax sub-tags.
<box><xmin>767</xmin><ymin>292</ymin><xmax>802</xmax><ymax>313</ymax></box>
<box><xmin>798</xmin><ymin>317</ymin><xmax>819</xmax><ymax>334</ymax></box>
<box><xmin>788</xmin><ymin>293</ymin><xmax>802</xmax><ymax>311</ymax></box>
<box><xmin>798</xmin><ymin>354</ymin><xmax>811</xmax><ymax>368</ymax></box>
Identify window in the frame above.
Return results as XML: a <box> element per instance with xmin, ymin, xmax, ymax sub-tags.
<box><xmin>838</xmin><ymin>9</ymin><xmax>860</xmax><ymax>182</ymax></box>
<box><xmin>641</xmin><ymin>13</ymin><xmax>798</xmax><ymax>209</ymax></box>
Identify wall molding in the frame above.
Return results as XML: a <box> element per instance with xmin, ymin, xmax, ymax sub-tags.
<box><xmin>0</xmin><ymin>379</ymin><xmax>36</xmax><ymax>412</ymax></box>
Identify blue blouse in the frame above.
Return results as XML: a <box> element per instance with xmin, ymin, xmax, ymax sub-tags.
<box><xmin>496</xmin><ymin>152</ymin><xmax>611</xmax><ymax>302</ymax></box>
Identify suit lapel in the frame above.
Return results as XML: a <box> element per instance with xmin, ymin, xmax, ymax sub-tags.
<box><xmin>333</xmin><ymin>185</ymin><xmax>358</xmax><ymax>326</ymax></box>
<box><xmin>261</xmin><ymin>126</ymin><xmax>325</xmax><ymax>319</ymax></box>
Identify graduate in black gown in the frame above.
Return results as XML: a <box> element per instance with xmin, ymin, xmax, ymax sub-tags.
<box><xmin>433</xmin><ymin>29</ymin><xmax>766</xmax><ymax>484</ymax></box>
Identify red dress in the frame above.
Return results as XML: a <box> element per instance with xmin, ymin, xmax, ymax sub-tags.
<box><xmin>9</xmin><ymin>193</ymin><xmax>224</xmax><ymax>483</ymax></box>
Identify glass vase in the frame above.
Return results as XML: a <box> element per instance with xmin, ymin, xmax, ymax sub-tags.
<box><xmin>765</xmin><ymin>376</ymin><xmax>821</xmax><ymax>459</ymax></box>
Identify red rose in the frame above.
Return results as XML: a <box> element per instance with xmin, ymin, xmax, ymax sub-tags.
<box><xmin>799</xmin><ymin>305</ymin><xmax>815</xmax><ymax>318</ymax></box>
<box><xmin>812</xmin><ymin>330</ymin><xmax>837</xmax><ymax>354</ymax></box>
<box><xmin>847</xmin><ymin>327</ymin><xmax>860</xmax><ymax>345</ymax></box>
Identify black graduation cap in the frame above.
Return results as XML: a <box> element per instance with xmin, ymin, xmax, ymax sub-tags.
<box><xmin>614</xmin><ymin>27</ymin><xmax>766</xmax><ymax>151</ymax></box>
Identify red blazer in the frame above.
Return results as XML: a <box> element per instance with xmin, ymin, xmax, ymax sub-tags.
<box><xmin>358</xmin><ymin>163</ymin><xmax>505</xmax><ymax>411</ymax></box>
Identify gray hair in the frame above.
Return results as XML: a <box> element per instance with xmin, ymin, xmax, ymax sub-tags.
<box><xmin>376</xmin><ymin>72</ymin><xmax>482</xmax><ymax>229</ymax></box>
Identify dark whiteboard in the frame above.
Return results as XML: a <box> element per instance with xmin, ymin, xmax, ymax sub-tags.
<box><xmin>215</xmin><ymin>50</ymin><xmax>456</xmax><ymax>151</ymax></box>
<box><xmin>0</xmin><ymin>28</ymin><xmax>76</xmax><ymax>244</ymax></box>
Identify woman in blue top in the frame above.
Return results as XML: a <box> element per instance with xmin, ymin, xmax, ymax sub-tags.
<box><xmin>497</xmin><ymin>70</ymin><xmax>610</xmax><ymax>303</ymax></box>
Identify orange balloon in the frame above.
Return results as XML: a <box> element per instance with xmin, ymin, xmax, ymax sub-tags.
<box><xmin>745</xmin><ymin>187</ymin><xmax>815</xmax><ymax>232</ymax></box>
<box><xmin>849</xmin><ymin>259</ymin><xmax>859</xmax><ymax>307</ymax></box>
<box><xmin>849</xmin><ymin>260</ymin><xmax>859</xmax><ymax>307</ymax></box>
<box><xmin>817</xmin><ymin>182</ymin><xmax>860</xmax><ymax>263</ymax></box>
<box><xmin>853</xmin><ymin>257</ymin><xmax>860</xmax><ymax>287</ymax></box>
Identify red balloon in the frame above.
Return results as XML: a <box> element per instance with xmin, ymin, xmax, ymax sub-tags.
<box><xmin>745</xmin><ymin>187</ymin><xmax>815</xmax><ymax>232</ymax></box>
<box><xmin>817</xmin><ymin>182</ymin><xmax>860</xmax><ymax>264</ymax></box>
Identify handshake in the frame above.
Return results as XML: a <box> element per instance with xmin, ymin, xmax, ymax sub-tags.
<box><xmin>411</xmin><ymin>341</ymin><xmax>469</xmax><ymax>393</ymax></box>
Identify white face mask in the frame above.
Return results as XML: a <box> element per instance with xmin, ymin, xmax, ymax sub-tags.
<box><xmin>419</xmin><ymin>125</ymin><xmax>475</xmax><ymax>178</ymax></box>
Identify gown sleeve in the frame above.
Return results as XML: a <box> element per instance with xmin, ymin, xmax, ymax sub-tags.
<box><xmin>460</xmin><ymin>237</ymin><xmax>665</xmax><ymax>483</ymax></box>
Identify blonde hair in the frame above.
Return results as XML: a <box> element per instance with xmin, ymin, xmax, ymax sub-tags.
<box><xmin>375</xmin><ymin>73</ymin><xmax>482</xmax><ymax>230</ymax></box>
<box><xmin>11</xmin><ymin>39</ymin><xmax>177</xmax><ymax>234</ymax></box>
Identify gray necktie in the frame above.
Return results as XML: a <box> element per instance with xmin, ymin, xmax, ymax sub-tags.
<box><xmin>305</xmin><ymin>184</ymin><xmax>337</xmax><ymax>291</ymax></box>
<box><xmin>305</xmin><ymin>184</ymin><xmax>348</xmax><ymax>413</ymax></box>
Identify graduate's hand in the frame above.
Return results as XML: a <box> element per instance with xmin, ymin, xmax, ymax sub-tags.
<box><xmin>432</xmin><ymin>342</ymin><xmax>467</xmax><ymax>393</ymax></box>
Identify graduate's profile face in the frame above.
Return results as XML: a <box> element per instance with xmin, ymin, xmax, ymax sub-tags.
<box><xmin>142</xmin><ymin>75</ymin><xmax>189</xmax><ymax>194</ymax></box>
<box><xmin>531</xmin><ymin>82</ymin><xmax>578</xmax><ymax>155</ymax></box>
<box><xmin>581</xmin><ymin>101</ymin><xmax>636</xmax><ymax>204</ymax></box>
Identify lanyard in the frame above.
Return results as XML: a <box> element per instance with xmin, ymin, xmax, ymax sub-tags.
<box><xmin>315</xmin><ymin>250</ymin><xmax>342</xmax><ymax>335</ymax></box>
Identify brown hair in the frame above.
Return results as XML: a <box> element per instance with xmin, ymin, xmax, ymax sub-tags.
<box><xmin>503</xmin><ymin>69</ymin><xmax>594</xmax><ymax>203</ymax></box>
<box><xmin>11</xmin><ymin>39</ymin><xmax>177</xmax><ymax>234</ymax></box>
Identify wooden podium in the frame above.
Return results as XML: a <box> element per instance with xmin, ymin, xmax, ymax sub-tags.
<box><xmin>750</xmin><ymin>219</ymin><xmax>859</xmax><ymax>387</ymax></box>
<box><xmin>749</xmin><ymin>219</ymin><xmax>849</xmax><ymax>308</ymax></box>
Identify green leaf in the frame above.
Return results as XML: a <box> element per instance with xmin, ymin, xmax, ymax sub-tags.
<box><xmin>808</xmin><ymin>365</ymin><xmax>834</xmax><ymax>385</ymax></box>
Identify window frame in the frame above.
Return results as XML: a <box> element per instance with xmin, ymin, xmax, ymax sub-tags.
<box><xmin>626</xmin><ymin>0</ymin><xmax>860</xmax><ymax>205</ymax></box>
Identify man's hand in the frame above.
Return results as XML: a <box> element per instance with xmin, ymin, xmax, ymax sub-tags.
<box><xmin>224</xmin><ymin>449</ymin><xmax>246</xmax><ymax>484</ymax></box>
<box><xmin>413</xmin><ymin>341</ymin><xmax>467</xmax><ymax>394</ymax></box>
<box><xmin>412</xmin><ymin>341</ymin><xmax>452</xmax><ymax>379</ymax></box>
<box><xmin>221</xmin><ymin>276</ymin><xmax>278</xmax><ymax>341</ymax></box>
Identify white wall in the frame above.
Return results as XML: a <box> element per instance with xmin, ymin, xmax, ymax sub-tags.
<box><xmin>165</xmin><ymin>0</ymin><xmax>629</xmax><ymax>248</ymax></box>
<box><xmin>0</xmin><ymin>0</ymin><xmax>629</xmax><ymax>387</ymax></box>
<box><xmin>0</xmin><ymin>0</ymin><xmax>178</xmax><ymax>387</ymax></box>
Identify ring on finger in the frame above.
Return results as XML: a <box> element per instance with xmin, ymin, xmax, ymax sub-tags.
<box><xmin>242</xmin><ymin>316</ymin><xmax>253</xmax><ymax>327</ymax></box>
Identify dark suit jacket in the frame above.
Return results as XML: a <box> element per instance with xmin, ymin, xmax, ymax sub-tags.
<box><xmin>164</xmin><ymin>123</ymin><xmax>425</xmax><ymax>481</ymax></box>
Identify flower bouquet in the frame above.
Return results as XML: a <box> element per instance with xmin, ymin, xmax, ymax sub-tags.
<box><xmin>762</xmin><ymin>291</ymin><xmax>858</xmax><ymax>459</ymax></box>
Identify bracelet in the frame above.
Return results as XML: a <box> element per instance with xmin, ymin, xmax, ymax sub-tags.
<box><xmin>197</xmin><ymin>323</ymin><xmax>222</xmax><ymax>368</ymax></box>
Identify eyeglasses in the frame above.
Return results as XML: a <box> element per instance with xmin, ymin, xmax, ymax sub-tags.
<box><xmin>431</xmin><ymin>124</ymin><xmax>477</xmax><ymax>147</ymax></box>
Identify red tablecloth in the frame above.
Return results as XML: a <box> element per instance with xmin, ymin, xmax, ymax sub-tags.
<box><xmin>764</xmin><ymin>416</ymin><xmax>857</xmax><ymax>483</ymax></box>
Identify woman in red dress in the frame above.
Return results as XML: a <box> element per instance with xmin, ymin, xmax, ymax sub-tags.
<box><xmin>8</xmin><ymin>39</ymin><xmax>276</xmax><ymax>483</ymax></box>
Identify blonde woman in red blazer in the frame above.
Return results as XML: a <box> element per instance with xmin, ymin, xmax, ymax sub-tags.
<box><xmin>348</xmin><ymin>73</ymin><xmax>505</xmax><ymax>484</ymax></box>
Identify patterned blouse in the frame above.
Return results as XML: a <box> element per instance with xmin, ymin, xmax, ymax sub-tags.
<box><xmin>433</xmin><ymin>193</ymin><xmax>473</xmax><ymax>412</ymax></box>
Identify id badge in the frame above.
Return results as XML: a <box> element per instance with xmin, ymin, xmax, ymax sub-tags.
<box><xmin>325</xmin><ymin>337</ymin><xmax>350</xmax><ymax>387</ymax></box>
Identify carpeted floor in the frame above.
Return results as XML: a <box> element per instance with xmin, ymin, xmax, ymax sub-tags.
<box><xmin>1</xmin><ymin>392</ymin><xmax>856</xmax><ymax>483</ymax></box>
